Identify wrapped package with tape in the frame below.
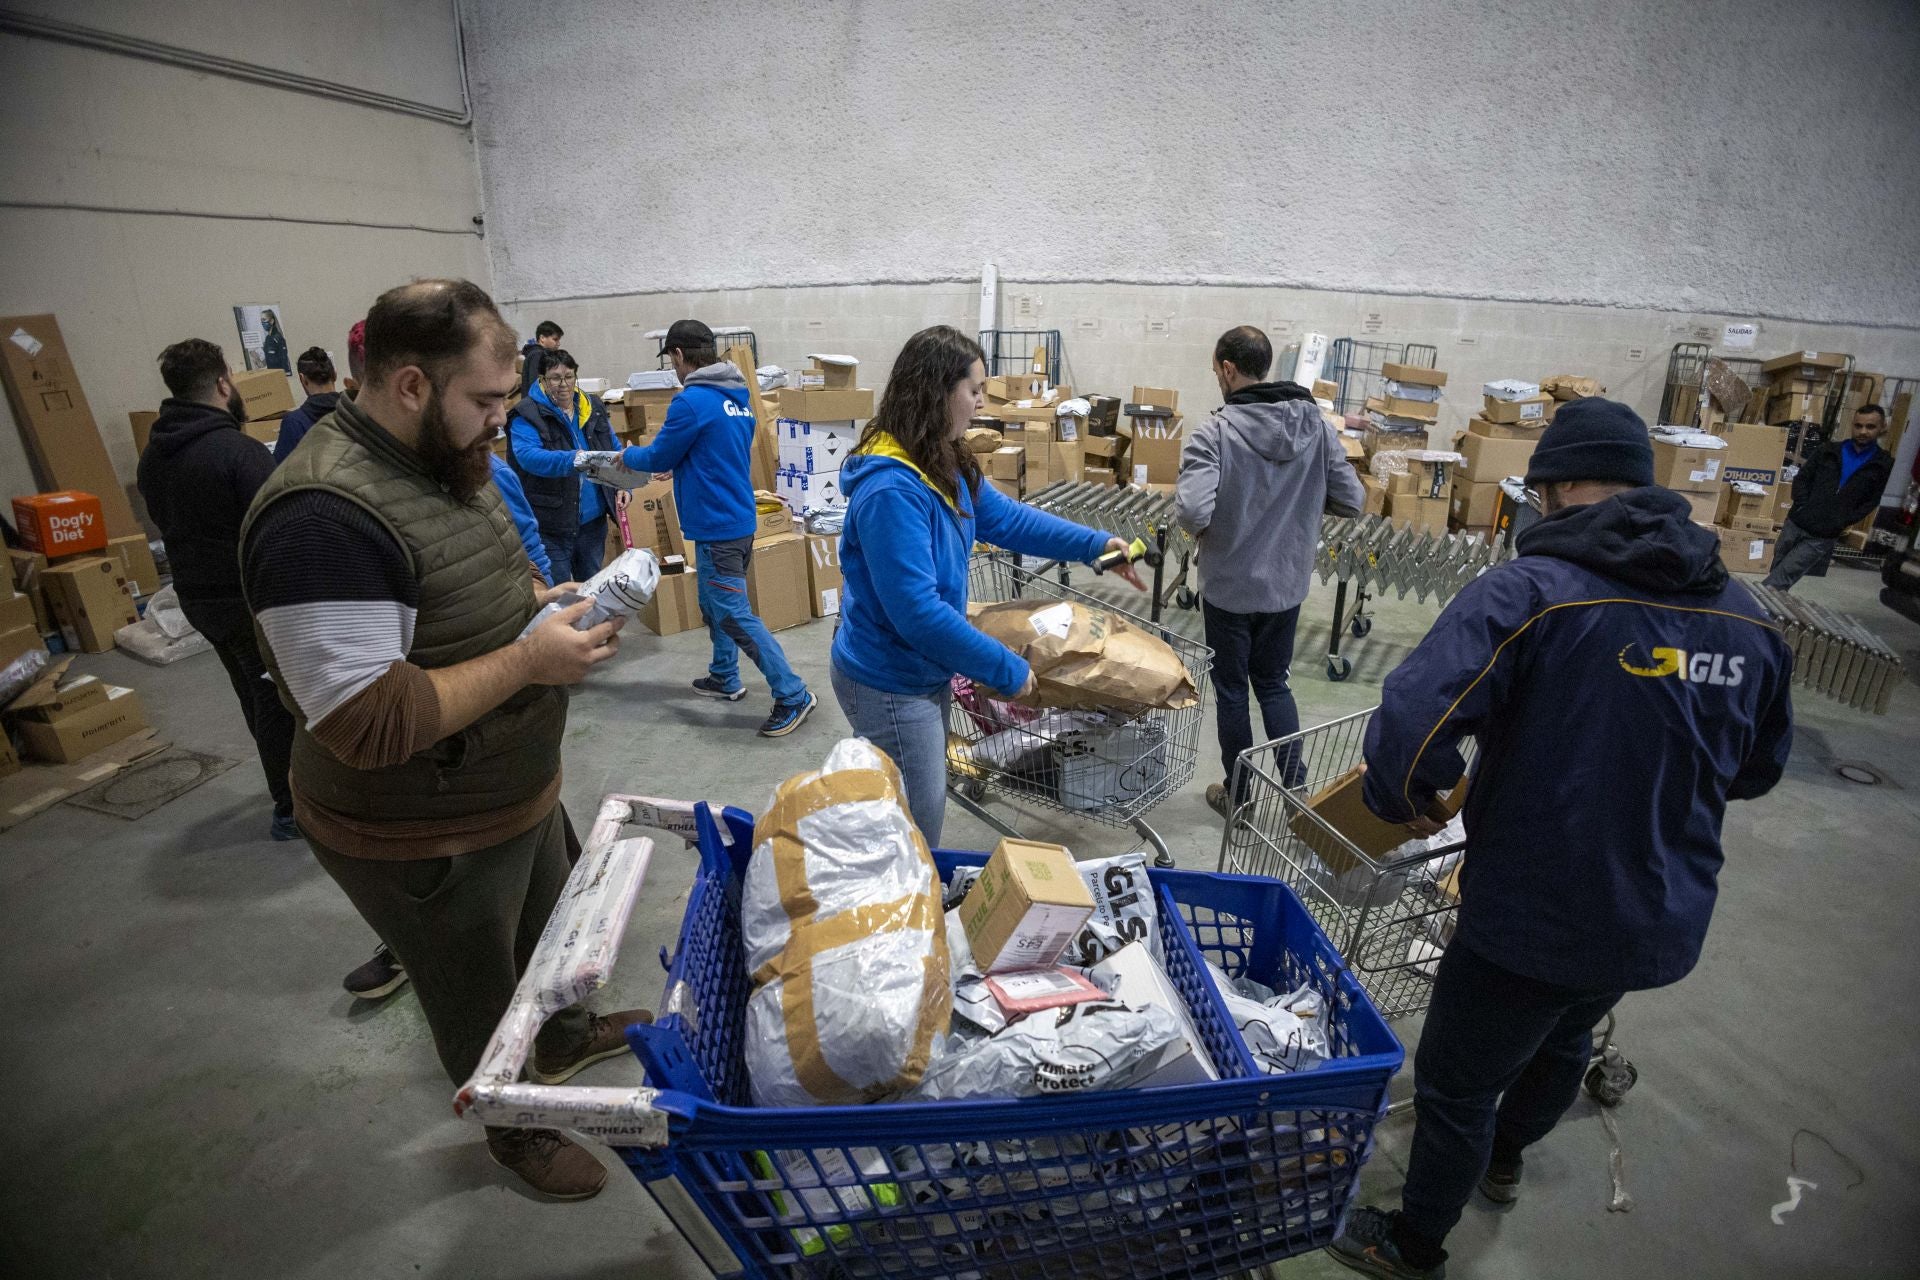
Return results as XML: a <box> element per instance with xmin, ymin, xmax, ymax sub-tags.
<box><xmin>517</xmin><ymin>547</ymin><xmax>660</xmax><ymax>640</ymax></box>
<box><xmin>743</xmin><ymin>738</ymin><xmax>951</xmax><ymax>1108</ymax></box>
<box><xmin>968</xmin><ymin>599</ymin><xmax>1198</xmax><ymax>712</ymax></box>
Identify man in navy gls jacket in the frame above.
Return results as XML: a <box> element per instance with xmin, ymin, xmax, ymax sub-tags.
<box><xmin>1330</xmin><ymin>399</ymin><xmax>1794</xmax><ymax>1280</ymax></box>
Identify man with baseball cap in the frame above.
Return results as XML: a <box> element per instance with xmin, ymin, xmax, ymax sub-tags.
<box><xmin>1328</xmin><ymin>399</ymin><xmax>1795</xmax><ymax>1278</ymax></box>
<box><xmin>606</xmin><ymin>319</ymin><xmax>814</xmax><ymax>737</ymax></box>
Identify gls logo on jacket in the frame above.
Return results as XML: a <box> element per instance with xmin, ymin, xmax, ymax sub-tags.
<box><xmin>721</xmin><ymin>400</ymin><xmax>754</xmax><ymax>419</ymax></box>
<box><xmin>1618</xmin><ymin>643</ymin><xmax>1746</xmax><ymax>687</ymax></box>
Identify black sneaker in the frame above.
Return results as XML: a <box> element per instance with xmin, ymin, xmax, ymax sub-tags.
<box><xmin>1328</xmin><ymin>1207</ymin><xmax>1447</xmax><ymax>1279</ymax></box>
<box><xmin>1480</xmin><ymin>1156</ymin><xmax>1523</xmax><ymax>1204</ymax></box>
<box><xmin>758</xmin><ymin>691</ymin><xmax>816</xmax><ymax>738</ymax></box>
<box><xmin>269</xmin><ymin>810</ymin><xmax>300</xmax><ymax>842</ymax></box>
<box><xmin>343</xmin><ymin>944</ymin><xmax>408</xmax><ymax>1000</ymax></box>
<box><xmin>691</xmin><ymin>676</ymin><xmax>746</xmax><ymax>701</ymax></box>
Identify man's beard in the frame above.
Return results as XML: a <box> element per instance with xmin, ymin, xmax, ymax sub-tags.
<box><xmin>226</xmin><ymin>391</ymin><xmax>247</xmax><ymax>421</ymax></box>
<box><xmin>417</xmin><ymin>387</ymin><xmax>494</xmax><ymax>501</ymax></box>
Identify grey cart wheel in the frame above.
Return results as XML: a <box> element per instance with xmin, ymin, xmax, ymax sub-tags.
<box><xmin>1584</xmin><ymin>1058</ymin><xmax>1637</xmax><ymax>1107</ymax></box>
<box><xmin>962</xmin><ymin>779</ymin><xmax>987</xmax><ymax>802</ymax></box>
<box><xmin>1173</xmin><ymin>587</ymin><xmax>1197</xmax><ymax>610</ymax></box>
<box><xmin>1349</xmin><ymin>615</ymin><xmax>1373</xmax><ymax>639</ymax></box>
<box><xmin>1326</xmin><ymin>655</ymin><xmax>1352</xmax><ymax>682</ymax></box>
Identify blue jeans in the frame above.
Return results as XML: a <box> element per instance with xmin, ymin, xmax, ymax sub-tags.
<box><xmin>541</xmin><ymin>514</ymin><xmax>608</xmax><ymax>585</ymax></box>
<box><xmin>830</xmin><ymin>663</ymin><xmax>951</xmax><ymax>846</ymax></box>
<box><xmin>1203</xmin><ymin>600</ymin><xmax>1303</xmax><ymax>796</ymax></box>
<box><xmin>1398</xmin><ymin>941</ymin><xmax>1624</xmax><ymax>1254</ymax></box>
<box><xmin>697</xmin><ymin>537</ymin><xmax>806</xmax><ymax>704</ymax></box>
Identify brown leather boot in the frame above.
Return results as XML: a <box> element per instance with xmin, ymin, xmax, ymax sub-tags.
<box><xmin>530</xmin><ymin>1008</ymin><xmax>654</xmax><ymax>1085</ymax></box>
<box><xmin>484</xmin><ymin>1127</ymin><xmax>607</xmax><ymax>1200</ymax></box>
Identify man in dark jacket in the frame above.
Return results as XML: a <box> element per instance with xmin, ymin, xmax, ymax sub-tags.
<box><xmin>507</xmin><ymin>348</ymin><xmax>619</xmax><ymax>580</ymax></box>
<box><xmin>1329</xmin><ymin>399</ymin><xmax>1794</xmax><ymax>1280</ymax></box>
<box><xmin>1764</xmin><ymin>404</ymin><xmax>1894</xmax><ymax>590</ymax></box>
<box><xmin>1175</xmin><ymin>325</ymin><xmax>1364</xmax><ymax>816</ymax></box>
<box><xmin>136</xmin><ymin>339</ymin><xmax>298</xmax><ymax>841</ymax></box>
<box><xmin>271</xmin><ymin>346</ymin><xmax>341</xmax><ymax>463</ymax></box>
<box><xmin>515</xmin><ymin>320</ymin><xmax>563</xmax><ymax>397</ymax></box>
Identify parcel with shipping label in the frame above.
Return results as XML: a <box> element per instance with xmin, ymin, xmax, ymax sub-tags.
<box><xmin>968</xmin><ymin>599</ymin><xmax>1198</xmax><ymax>712</ymax></box>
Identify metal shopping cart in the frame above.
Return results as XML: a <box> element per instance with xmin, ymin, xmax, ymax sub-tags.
<box><xmin>458</xmin><ymin>791</ymin><xmax>1405</xmax><ymax>1279</ymax></box>
<box><xmin>1218</xmin><ymin>709</ymin><xmax>1637</xmax><ymax>1107</ymax></box>
<box><xmin>947</xmin><ymin>552</ymin><xmax>1211</xmax><ymax>868</ymax></box>
<box><xmin>1024</xmin><ymin>480</ymin><xmax>1200</xmax><ymax>621</ymax></box>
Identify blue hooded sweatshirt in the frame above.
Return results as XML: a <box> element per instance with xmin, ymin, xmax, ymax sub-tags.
<box><xmin>831</xmin><ymin>435</ymin><xmax>1113</xmax><ymax>697</ymax></box>
<box><xmin>1361</xmin><ymin>486</ymin><xmax>1794</xmax><ymax>992</ymax></box>
<box><xmin>618</xmin><ymin>362</ymin><xmax>757</xmax><ymax>542</ymax></box>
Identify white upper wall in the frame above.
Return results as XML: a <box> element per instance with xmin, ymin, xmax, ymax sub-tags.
<box><xmin>466</xmin><ymin>0</ymin><xmax>1920</xmax><ymax>328</ymax></box>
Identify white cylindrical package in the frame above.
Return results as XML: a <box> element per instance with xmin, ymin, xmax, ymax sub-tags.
<box><xmin>517</xmin><ymin>547</ymin><xmax>660</xmax><ymax>640</ymax></box>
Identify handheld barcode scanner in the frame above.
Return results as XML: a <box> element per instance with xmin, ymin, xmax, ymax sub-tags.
<box><xmin>1092</xmin><ymin>536</ymin><xmax>1163</xmax><ymax>575</ymax></box>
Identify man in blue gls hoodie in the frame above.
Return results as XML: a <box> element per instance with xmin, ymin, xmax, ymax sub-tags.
<box><xmin>614</xmin><ymin>319</ymin><xmax>813</xmax><ymax>738</ymax></box>
<box><xmin>1330</xmin><ymin>399</ymin><xmax>1794</xmax><ymax>1280</ymax></box>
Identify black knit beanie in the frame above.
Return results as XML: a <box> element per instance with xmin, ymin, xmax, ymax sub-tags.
<box><xmin>1523</xmin><ymin>397</ymin><xmax>1655</xmax><ymax>488</ymax></box>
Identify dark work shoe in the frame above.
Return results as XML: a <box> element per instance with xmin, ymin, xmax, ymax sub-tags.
<box><xmin>1480</xmin><ymin>1157</ymin><xmax>1523</xmax><ymax>1204</ymax></box>
<box><xmin>1205</xmin><ymin>782</ymin><xmax>1234</xmax><ymax>820</ymax></box>
<box><xmin>691</xmin><ymin>676</ymin><xmax>746</xmax><ymax>701</ymax></box>
<box><xmin>1328</xmin><ymin>1207</ymin><xmax>1447</xmax><ymax>1279</ymax></box>
<box><xmin>270</xmin><ymin>811</ymin><xmax>300</xmax><ymax>842</ymax></box>
<box><xmin>530</xmin><ymin>1009</ymin><xmax>654</xmax><ymax>1085</ymax></box>
<box><xmin>485</xmin><ymin>1127</ymin><xmax>607</xmax><ymax>1200</ymax></box>
<box><xmin>758</xmin><ymin>691</ymin><xmax>816</xmax><ymax>738</ymax></box>
<box><xmin>342</xmin><ymin>944</ymin><xmax>408</xmax><ymax>1000</ymax></box>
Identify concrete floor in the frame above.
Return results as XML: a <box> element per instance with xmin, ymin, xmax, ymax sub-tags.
<box><xmin>4</xmin><ymin>557</ymin><xmax>1917</xmax><ymax>1280</ymax></box>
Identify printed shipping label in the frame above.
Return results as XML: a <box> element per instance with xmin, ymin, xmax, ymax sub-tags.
<box><xmin>1028</xmin><ymin>602</ymin><xmax>1074</xmax><ymax>640</ymax></box>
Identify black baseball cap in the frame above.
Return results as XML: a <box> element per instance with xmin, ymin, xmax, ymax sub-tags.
<box><xmin>658</xmin><ymin>319</ymin><xmax>713</xmax><ymax>357</ymax></box>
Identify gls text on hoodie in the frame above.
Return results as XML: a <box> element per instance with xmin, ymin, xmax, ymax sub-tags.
<box><xmin>619</xmin><ymin>362</ymin><xmax>758</xmax><ymax>542</ymax></box>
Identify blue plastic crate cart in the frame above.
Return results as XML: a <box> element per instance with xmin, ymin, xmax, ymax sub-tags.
<box><xmin>458</xmin><ymin>793</ymin><xmax>1403</xmax><ymax>1279</ymax></box>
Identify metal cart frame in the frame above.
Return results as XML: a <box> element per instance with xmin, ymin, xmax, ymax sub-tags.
<box><xmin>1313</xmin><ymin>515</ymin><xmax>1510</xmax><ymax>682</ymax></box>
<box><xmin>946</xmin><ymin>552</ymin><xmax>1212</xmax><ymax>868</ymax></box>
<box><xmin>978</xmin><ymin>328</ymin><xmax>1063</xmax><ymax>385</ymax></box>
<box><xmin>1323</xmin><ymin>339</ymin><xmax>1439</xmax><ymax>416</ymax></box>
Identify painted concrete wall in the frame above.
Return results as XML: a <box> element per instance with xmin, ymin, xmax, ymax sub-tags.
<box><xmin>468</xmin><ymin>0</ymin><xmax>1920</xmax><ymax>330</ymax></box>
<box><xmin>0</xmin><ymin>9</ymin><xmax>485</xmax><ymax>518</ymax></box>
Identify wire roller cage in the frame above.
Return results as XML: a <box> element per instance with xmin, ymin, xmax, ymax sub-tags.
<box><xmin>979</xmin><ymin>329</ymin><xmax>1063</xmax><ymax>385</ymax></box>
<box><xmin>1323</xmin><ymin>339</ymin><xmax>1437</xmax><ymax>416</ymax></box>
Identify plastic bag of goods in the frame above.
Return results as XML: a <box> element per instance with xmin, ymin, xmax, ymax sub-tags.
<box><xmin>967</xmin><ymin>599</ymin><xmax>1197</xmax><ymax>712</ymax></box>
<box><xmin>743</xmin><ymin>738</ymin><xmax>950</xmax><ymax>1107</ymax></box>
<box><xmin>1204</xmin><ymin>961</ymin><xmax>1330</xmax><ymax>1074</ymax></box>
<box><xmin>945</xmin><ymin>851</ymin><xmax>1162</xmax><ymax>966</ymax></box>
<box><xmin>907</xmin><ymin>996</ymin><xmax>1181</xmax><ymax>1102</ymax></box>
<box><xmin>516</xmin><ymin>547</ymin><xmax>659</xmax><ymax>639</ymax></box>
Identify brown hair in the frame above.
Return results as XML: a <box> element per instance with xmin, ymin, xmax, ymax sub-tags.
<box><xmin>362</xmin><ymin>278</ymin><xmax>516</xmax><ymax>389</ymax></box>
<box><xmin>859</xmin><ymin>326</ymin><xmax>985</xmax><ymax>505</ymax></box>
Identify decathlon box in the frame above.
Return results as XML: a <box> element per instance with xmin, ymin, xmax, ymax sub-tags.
<box><xmin>13</xmin><ymin>490</ymin><xmax>107</xmax><ymax>558</ymax></box>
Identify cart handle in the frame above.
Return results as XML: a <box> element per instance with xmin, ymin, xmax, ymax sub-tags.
<box><xmin>452</xmin><ymin>794</ymin><xmax>721</xmax><ymax>1148</ymax></box>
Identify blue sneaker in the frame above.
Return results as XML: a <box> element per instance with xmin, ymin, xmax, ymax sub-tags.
<box><xmin>758</xmin><ymin>692</ymin><xmax>816</xmax><ymax>738</ymax></box>
<box><xmin>691</xmin><ymin>676</ymin><xmax>745</xmax><ymax>702</ymax></box>
<box><xmin>1328</xmin><ymin>1207</ymin><xmax>1447</xmax><ymax>1279</ymax></box>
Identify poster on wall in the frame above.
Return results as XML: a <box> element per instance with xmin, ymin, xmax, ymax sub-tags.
<box><xmin>233</xmin><ymin>305</ymin><xmax>292</xmax><ymax>373</ymax></box>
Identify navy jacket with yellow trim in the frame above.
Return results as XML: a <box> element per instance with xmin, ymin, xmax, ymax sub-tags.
<box><xmin>1362</xmin><ymin>486</ymin><xmax>1794</xmax><ymax>991</ymax></box>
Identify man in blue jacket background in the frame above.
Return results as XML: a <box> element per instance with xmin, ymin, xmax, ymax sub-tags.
<box><xmin>1330</xmin><ymin>400</ymin><xmax>1795</xmax><ymax>1280</ymax></box>
<box><xmin>614</xmin><ymin>319</ymin><xmax>813</xmax><ymax>738</ymax></box>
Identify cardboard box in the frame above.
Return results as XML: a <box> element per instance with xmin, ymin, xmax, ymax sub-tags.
<box><xmin>229</xmin><ymin>368</ymin><xmax>296</xmax><ymax>421</ymax></box>
<box><xmin>1083</xmin><ymin>464</ymin><xmax>1117</xmax><ymax>486</ymax></box>
<box><xmin>0</xmin><ymin>591</ymin><xmax>35</xmax><ymax>635</ymax></box>
<box><xmin>1086</xmin><ymin>942</ymin><xmax>1218</xmax><ymax>1088</ymax></box>
<box><xmin>105</xmin><ymin>534</ymin><xmax>160</xmax><ymax>599</ymax></box>
<box><xmin>1312</xmin><ymin>378</ymin><xmax>1340</xmax><ymax>402</ymax></box>
<box><xmin>1465</xmin><ymin>415</ymin><xmax>1544</xmax><ymax>441</ymax></box>
<box><xmin>1760</xmin><ymin>350</ymin><xmax>1847</xmax><ymax>378</ymax></box>
<box><xmin>1131</xmin><ymin>433</ymin><xmax>1183</xmax><ymax>485</ymax></box>
<box><xmin>1082</xmin><ymin>433</ymin><xmax>1128</xmax><ymax>462</ymax></box>
<box><xmin>1449</xmin><ymin>480</ymin><xmax>1503</xmax><ymax>529</ymax></box>
<box><xmin>987</xmin><ymin>372</ymin><xmax>1047</xmax><ymax>402</ymax></box>
<box><xmin>0</xmin><ymin>624</ymin><xmax>46</xmax><ymax>668</ymax></box>
<box><xmin>16</xmin><ymin>685</ymin><xmax>148</xmax><ymax>764</ymax></box>
<box><xmin>1050</xmin><ymin>438</ymin><xmax>1084</xmax><ymax>483</ymax></box>
<box><xmin>774</xmin><ymin>466</ymin><xmax>846</xmax><ymax>513</ymax></box>
<box><xmin>775</xmin><ymin>418</ymin><xmax>861</xmax><ymax>473</ymax></box>
<box><xmin>129</xmin><ymin>410</ymin><xmax>159</xmax><ymax>455</ymax></box>
<box><xmin>1381</xmin><ymin>394</ymin><xmax>1441</xmax><ymax>423</ymax></box>
<box><xmin>753</xmin><ymin>500</ymin><xmax>796</xmax><ymax>543</ymax></box>
<box><xmin>1716</xmin><ymin>526</ymin><xmax>1774</xmax><ymax>574</ymax></box>
<box><xmin>745</xmin><ymin>534</ymin><xmax>811</xmax><ymax>632</ymax></box>
<box><xmin>639</xmin><ymin>567</ymin><xmax>700</xmax><ymax>636</ymax></box>
<box><xmin>777</xmin><ymin>387</ymin><xmax>874</xmax><ymax>422</ymax></box>
<box><xmin>0</xmin><ymin>314</ymin><xmax>140</xmax><ymax>538</ymax></box>
<box><xmin>1392</xmin><ymin>494</ymin><xmax>1449</xmax><ymax>534</ymax></box>
<box><xmin>805</xmin><ymin>533</ymin><xmax>842</xmax><ymax>618</ymax></box>
<box><xmin>1380</xmin><ymin>362</ymin><xmax>1447</xmax><ymax>388</ymax></box>
<box><xmin>7</xmin><ymin>549</ymin><xmax>51</xmax><ymax>633</ymax></box>
<box><xmin>1651</xmin><ymin>440</ymin><xmax>1725</xmax><ymax>493</ymax></box>
<box><xmin>41</xmin><ymin>555</ymin><xmax>139</xmax><ymax>652</ymax></box>
<box><xmin>13</xmin><ymin>491</ymin><xmax>107</xmax><ymax>559</ymax></box>
<box><xmin>958</xmin><ymin>838</ymin><xmax>1096</xmax><ymax>974</ymax></box>
<box><xmin>240</xmin><ymin>418</ymin><xmax>280</xmax><ymax>445</ymax></box>
<box><xmin>988</xmin><ymin>445</ymin><xmax>1027</xmax><ymax>481</ymax></box>
<box><xmin>9</xmin><ymin>671</ymin><xmax>110</xmax><ymax>722</ymax></box>
<box><xmin>1361</xmin><ymin>476</ymin><xmax>1388</xmax><ymax>516</ymax></box>
<box><xmin>807</xmin><ymin>356</ymin><xmax>857</xmax><ymax>391</ymax></box>
<box><xmin>1717</xmin><ymin>483</ymin><xmax>1774</xmax><ymax>528</ymax></box>
<box><xmin>1767</xmin><ymin>392</ymin><xmax>1827</xmax><ymax>425</ymax></box>
<box><xmin>1482</xmin><ymin>379</ymin><xmax>1541</xmax><ymax>402</ymax></box>
<box><xmin>1480</xmin><ymin>394</ymin><xmax>1553</xmax><ymax>424</ymax></box>
<box><xmin>1457</xmin><ymin>431</ymin><xmax>1537</xmax><ymax>482</ymax></box>
<box><xmin>1127</xmin><ymin>409</ymin><xmax>1182</xmax><ymax>438</ymax></box>
<box><xmin>620</xmin><ymin>480</ymin><xmax>687</xmax><ymax>559</ymax></box>
<box><xmin>964</xmin><ymin>426</ymin><xmax>1003</xmax><ymax>454</ymax></box>
<box><xmin>1132</xmin><ymin>385</ymin><xmax>1178</xmax><ymax>410</ymax></box>
<box><xmin>1289</xmin><ymin>764</ymin><xmax>1468</xmax><ymax>877</ymax></box>
<box><xmin>1680</xmin><ymin>490</ymin><xmax>1720</xmax><ymax>524</ymax></box>
<box><xmin>988</xmin><ymin>476</ymin><xmax>1022</xmax><ymax>501</ymax></box>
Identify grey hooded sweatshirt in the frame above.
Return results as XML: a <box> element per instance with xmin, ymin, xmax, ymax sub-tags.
<box><xmin>1174</xmin><ymin>382</ymin><xmax>1365</xmax><ymax>614</ymax></box>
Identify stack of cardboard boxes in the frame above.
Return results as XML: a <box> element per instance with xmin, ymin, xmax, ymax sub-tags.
<box><xmin>3</xmin><ymin>669</ymin><xmax>150</xmax><ymax>768</ymax></box>
<box><xmin>1705</xmin><ymin>420</ymin><xmax>1792</xmax><ymax>573</ymax></box>
<box><xmin>8</xmin><ymin>491</ymin><xmax>151</xmax><ymax>658</ymax></box>
<box><xmin>972</xmin><ymin>353</ymin><xmax>1086</xmax><ymax>494</ymax></box>
<box><xmin>1376</xmin><ymin>454</ymin><xmax>1454</xmax><ymax>535</ymax></box>
<box><xmin>1443</xmin><ymin>377</ymin><xmax>1545</xmax><ymax>538</ymax></box>
<box><xmin>1123</xmin><ymin>387</ymin><xmax>1181</xmax><ymax>487</ymax></box>
<box><xmin>1363</xmin><ymin>362</ymin><xmax>1447</xmax><ymax>457</ymax></box>
<box><xmin>770</xmin><ymin>358</ymin><xmax>873</xmax><ymax>517</ymax></box>
<box><xmin>227</xmin><ymin>368</ymin><xmax>297</xmax><ymax>449</ymax></box>
<box><xmin>745</xmin><ymin>500</ymin><xmax>811</xmax><ymax>634</ymax></box>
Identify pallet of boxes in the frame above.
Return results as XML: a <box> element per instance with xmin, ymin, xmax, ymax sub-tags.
<box><xmin>766</xmin><ymin>356</ymin><xmax>872</xmax><ymax>626</ymax></box>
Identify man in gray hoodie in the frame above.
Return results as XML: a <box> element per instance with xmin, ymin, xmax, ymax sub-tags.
<box><xmin>1176</xmin><ymin>326</ymin><xmax>1365</xmax><ymax>817</ymax></box>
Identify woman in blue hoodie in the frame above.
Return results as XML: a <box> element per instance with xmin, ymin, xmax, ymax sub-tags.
<box><xmin>832</xmin><ymin>326</ymin><xmax>1139</xmax><ymax>844</ymax></box>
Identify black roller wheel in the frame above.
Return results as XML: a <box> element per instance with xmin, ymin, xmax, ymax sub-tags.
<box><xmin>1326</xmin><ymin>655</ymin><xmax>1353</xmax><ymax>682</ymax></box>
<box><xmin>1584</xmin><ymin>1058</ymin><xmax>1637</xmax><ymax>1107</ymax></box>
<box><xmin>1349</xmin><ymin>615</ymin><xmax>1373</xmax><ymax>639</ymax></box>
<box><xmin>1173</xmin><ymin>587</ymin><xmax>1197</xmax><ymax>610</ymax></box>
<box><xmin>962</xmin><ymin>779</ymin><xmax>987</xmax><ymax>802</ymax></box>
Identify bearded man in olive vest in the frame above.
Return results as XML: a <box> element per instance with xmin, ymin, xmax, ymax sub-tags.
<box><xmin>241</xmin><ymin>279</ymin><xmax>649</xmax><ymax>1201</ymax></box>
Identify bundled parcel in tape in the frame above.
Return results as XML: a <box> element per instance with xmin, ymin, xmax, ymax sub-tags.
<box><xmin>517</xmin><ymin>547</ymin><xmax>659</xmax><ymax>639</ymax></box>
<box><xmin>969</xmin><ymin>599</ymin><xmax>1197</xmax><ymax>712</ymax></box>
<box><xmin>743</xmin><ymin>738</ymin><xmax>951</xmax><ymax>1107</ymax></box>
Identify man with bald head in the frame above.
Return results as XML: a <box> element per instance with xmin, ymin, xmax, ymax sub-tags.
<box><xmin>240</xmin><ymin>279</ymin><xmax>650</xmax><ymax>1200</ymax></box>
